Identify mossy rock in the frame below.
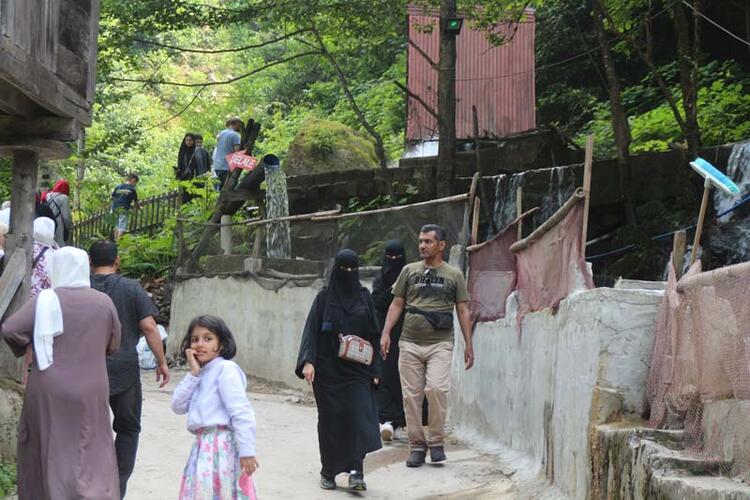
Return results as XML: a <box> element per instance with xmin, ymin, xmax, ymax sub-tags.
<box><xmin>284</xmin><ymin>119</ymin><xmax>379</xmax><ymax>176</ymax></box>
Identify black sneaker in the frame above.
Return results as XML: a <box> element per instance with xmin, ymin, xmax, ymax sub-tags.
<box><xmin>406</xmin><ymin>449</ymin><xmax>426</xmax><ymax>467</ymax></box>
<box><xmin>430</xmin><ymin>446</ymin><xmax>447</xmax><ymax>463</ymax></box>
<box><xmin>320</xmin><ymin>475</ymin><xmax>336</xmax><ymax>490</ymax></box>
<box><xmin>349</xmin><ymin>472</ymin><xmax>367</xmax><ymax>491</ymax></box>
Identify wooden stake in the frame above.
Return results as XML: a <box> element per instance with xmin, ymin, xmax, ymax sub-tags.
<box><xmin>672</xmin><ymin>229</ymin><xmax>687</xmax><ymax>280</ymax></box>
<box><xmin>471</xmin><ymin>197</ymin><xmax>481</xmax><ymax>245</ymax></box>
<box><xmin>473</xmin><ymin>106</ymin><xmax>496</xmax><ymax>232</ymax></box>
<box><xmin>516</xmin><ymin>186</ymin><xmax>523</xmax><ymax>240</ymax></box>
<box><xmin>690</xmin><ymin>178</ymin><xmax>712</xmax><ymax>265</ymax></box>
<box><xmin>581</xmin><ymin>135</ymin><xmax>594</xmax><ymax>251</ymax></box>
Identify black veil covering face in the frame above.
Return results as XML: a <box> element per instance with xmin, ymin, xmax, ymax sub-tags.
<box><xmin>381</xmin><ymin>240</ymin><xmax>406</xmax><ymax>288</ymax></box>
<box><xmin>329</xmin><ymin>249</ymin><xmax>361</xmax><ymax>313</ymax></box>
<box><xmin>295</xmin><ymin>248</ymin><xmax>383</xmax><ymax>477</ymax></box>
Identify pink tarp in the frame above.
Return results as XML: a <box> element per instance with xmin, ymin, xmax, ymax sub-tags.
<box><xmin>513</xmin><ymin>200</ymin><xmax>594</xmax><ymax>328</ymax></box>
<box><xmin>467</xmin><ymin>222</ymin><xmax>518</xmax><ymax>322</ymax></box>
<box><xmin>646</xmin><ymin>259</ymin><xmax>750</xmax><ymax>482</ymax></box>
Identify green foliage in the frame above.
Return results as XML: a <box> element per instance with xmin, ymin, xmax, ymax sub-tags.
<box><xmin>0</xmin><ymin>460</ymin><xmax>16</xmax><ymax>497</ymax></box>
<box><xmin>117</xmin><ymin>228</ymin><xmax>176</xmax><ymax>279</ymax></box>
<box><xmin>0</xmin><ymin>159</ymin><xmax>11</xmax><ymax>204</ymax></box>
<box><xmin>579</xmin><ymin>61</ymin><xmax>750</xmax><ymax>155</ymax></box>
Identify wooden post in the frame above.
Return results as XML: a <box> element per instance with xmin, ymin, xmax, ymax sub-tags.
<box><xmin>1</xmin><ymin>150</ymin><xmax>38</xmax><ymax>381</ymax></box>
<box><xmin>581</xmin><ymin>135</ymin><xmax>594</xmax><ymax>251</ymax></box>
<box><xmin>516</xmin><ymin>186</ymin><xmax>523</xmax><ymax>240</ymax></box>
<box><xmin>690</xmin><ymin>177</ymin><xmax>712</xmax><ymax>265</ymax></box>
<box><xmin>220</xmin><ymin>215</ymin><xmax>233</xmax><ymax>255</ymax></box>
<box><xmin>471</xmin><ymin>197</ymin><xmax>481</xmax><ymax>245</ymax></box>
<box><xmin>672</xmin><ymin>229</ymin><xmax>687</xmax><ymax>280</ymax></box>
<box><xmin>472</xmin><ymin>106</ymin><xmax>497</xmax><ymax>233</ymax></box>
<box><xmin>5</xmin><ymin>150</ymin><xmax>38</xmax><ymax>312</ymax></box>
<box><xmin>252</xmin><ymin>203</ymin><xmax>265</xmax><ymax>259</ymax></box>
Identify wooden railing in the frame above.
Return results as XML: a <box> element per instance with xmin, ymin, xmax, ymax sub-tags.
<box><xmin>72</xmin><ymin>190</ymin><xmax>180</xmax><ymax>247</ymax></box>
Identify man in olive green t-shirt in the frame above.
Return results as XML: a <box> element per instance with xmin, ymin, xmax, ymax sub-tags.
<box><xmin>380</xmin><ymin>224</ymin><xmax>474</xmax><ymax>468</ymax></box>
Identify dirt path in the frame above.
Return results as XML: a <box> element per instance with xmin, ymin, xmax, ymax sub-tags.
<box><xmin>127</xmin><ymin>371</ymin><xmax>516</xmax><ymax>499</ymax></box>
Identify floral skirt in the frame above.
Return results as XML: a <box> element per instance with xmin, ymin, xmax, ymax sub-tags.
<box><xmin>179</xmin><ymin>426</ymin><xmax>257</xmax><ymax>500</ymax></box>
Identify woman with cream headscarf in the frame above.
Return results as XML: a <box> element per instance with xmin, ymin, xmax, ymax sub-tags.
<box><xmin>30</xmin><ymin>217</ymin><xmax>57</xmax><ymax>298</ymax></box>
<box><xmin>1</xmin><ymin>247</ymin><xmax>122</xmax><ymax>499</ymax></box>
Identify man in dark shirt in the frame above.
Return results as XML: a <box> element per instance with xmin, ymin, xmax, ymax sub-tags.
<box><xmin>89</xmin><ymin>240</ymin><xmax>170</xmax><ymax>498</ymax></box>
<box><xmin>111</xmin><ymin>174</ymin><xmax>140</xmax><ymax>241</ymax></box>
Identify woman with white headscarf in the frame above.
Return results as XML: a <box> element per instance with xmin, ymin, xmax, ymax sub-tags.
<box><xmin>30</xmin><ymin>217</ymin><xmax>57</xmax><ymax>298</ymax></box>
<box><xmin>1</xmin><ymin>247</ymin><xmax>122</xmax><ymax>499</ymax></box>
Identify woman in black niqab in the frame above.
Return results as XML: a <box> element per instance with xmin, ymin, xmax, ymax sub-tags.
<box><xmin>371</xmin><ymin>240</ymin><xmax>407</xmax><ymax>434</ymax></box>
<box><xmin>295</xmin><ymin>249</ymin><xmax>382</xmax><ymax>492</ymax></box>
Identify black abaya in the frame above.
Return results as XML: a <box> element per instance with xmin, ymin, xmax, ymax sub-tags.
<box><xmin>296</xmin><ymin>283</ymin><xmax>382</xmax><ymax>477</ymax></box>
<box><xmin>371</xmin><ymin>240</ymin><xmax>407</xmax><ymax>428</ymax></box>
<box><xmin>372</xmin><ymin>273</ymin><xmax>406</xmax><ymax>428</ymax></box>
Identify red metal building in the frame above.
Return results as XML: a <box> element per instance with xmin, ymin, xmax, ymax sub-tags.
<box><xmin>406</xmin><ymin>7</ymin><xmax>536</xmax><ymax>142</ymax></box>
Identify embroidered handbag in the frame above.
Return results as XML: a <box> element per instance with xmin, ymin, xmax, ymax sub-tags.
<box><xmin>338</xmin><ymin>334</ymin><xmax>374</xmax><ymax>366</ymax></box>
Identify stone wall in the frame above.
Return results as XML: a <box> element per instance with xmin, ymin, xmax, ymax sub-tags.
<box><xmin>0</xmin><ymin>379</ymin><xmax>23</xmax><ymax>460</ymax></box>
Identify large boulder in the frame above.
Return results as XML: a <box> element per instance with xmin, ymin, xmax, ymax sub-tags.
<box><xmin>283</xmin><ymin>119</ymin><xmax>379</xmax><ymax>176</ymax></box>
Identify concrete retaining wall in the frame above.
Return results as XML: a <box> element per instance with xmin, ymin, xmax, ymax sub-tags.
<box><xmin>168</xmin><ymin>276</ymin><xmax>326</xmax><ymax>391</ymax></box>
<box><xmin>449</xmin><ymin>288</ymin><xmax>664</xmax><ymax>500</ymax></box>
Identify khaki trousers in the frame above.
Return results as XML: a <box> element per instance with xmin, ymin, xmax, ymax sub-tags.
<box><xmin>398</xmin><ymin>340</ymin><xmax>453</xmax><ymax>451</ymax></box>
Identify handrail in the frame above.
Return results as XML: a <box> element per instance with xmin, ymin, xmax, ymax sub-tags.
<box><xmin>72</xmin><ymin>189</ymin><xmax>180</xmax><ymax>246</ymax></box>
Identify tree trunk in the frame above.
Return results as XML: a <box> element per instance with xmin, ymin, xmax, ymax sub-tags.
<box><xmin>672</xmin><ymin>1</ymin><xmax>701</xmax><ymax>157</ymax></box>
<box><xmin>436</xmin><ymin>0</ymin><xmax>458</xmax><ymax>198</ymax></box>
<box><xmin>593</xmin><ymin>1</ymin><xmax>637</xmax><ymax>227</ymax></box>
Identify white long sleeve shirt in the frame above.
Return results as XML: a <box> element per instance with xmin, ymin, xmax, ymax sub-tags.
<box><xmin>171</xmin><ymin>357</ymin><xmax>257</xmax><ymax>457</ymax></box>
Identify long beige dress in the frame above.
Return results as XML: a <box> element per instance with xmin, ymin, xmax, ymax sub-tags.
<box><xmin>1</xmin><ymin>287</ymin><xmax>122</xmax><ymax>500</ymax></box>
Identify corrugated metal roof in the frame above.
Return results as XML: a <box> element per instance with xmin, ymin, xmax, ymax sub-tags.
<box><xmin>406</xmin><ymin>8</ymin><xmax>536</xmax><ymax>141</ymax></box>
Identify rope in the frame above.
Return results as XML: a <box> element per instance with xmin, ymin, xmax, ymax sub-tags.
<box><xmin>586</xmin><ymin>192</ymin><xmax>750</xmax><ymax>262</ymax></box>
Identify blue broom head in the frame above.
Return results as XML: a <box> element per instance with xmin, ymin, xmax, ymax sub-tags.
<box><xmin>690</xmin><ymin>157</ymin><xmax>740</xmax><ymax>196</ymax></box>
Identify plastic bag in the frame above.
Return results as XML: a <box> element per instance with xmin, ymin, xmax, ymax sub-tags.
<box><xmin>137</xmin><ymin>325</ymin><xmax>168</xmax><ymax>370</ymax></box>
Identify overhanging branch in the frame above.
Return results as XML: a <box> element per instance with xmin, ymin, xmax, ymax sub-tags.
<box><xmin>394</xmin><ymin>81</ymin><xmax>439</xmax><ymax>121</ymax></box>
<box><xmin>408</xmin><ymin>38</ymin><xmax>438</xmax><ymax>69</ymax></box>
<box><xmin>129</xmin><ymin>28</ymin><xmax>311</xmax><ymax>54</ymax></box>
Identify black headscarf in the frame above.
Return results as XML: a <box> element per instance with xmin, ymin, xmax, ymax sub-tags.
<box><xmin>328</xmin><ymin>249</ymin><xmax>361</xmax><ymax>313</ymax></box>
<box><xmin>381</xmin><ymin>240</ymin><xmax>406</xmax><ymax>288</ymax></box>
<box><xmin>177</xmin><ymin>133</ymin><xmax>196</xmax><ymax>180</ymax></box>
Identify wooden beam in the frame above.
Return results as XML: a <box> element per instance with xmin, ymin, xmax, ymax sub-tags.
<box><xmin>511</xmin><ymin>189</ymin><xmax>586</xmax><ymax>253</ymax></box>
<box><xmin>467</xmin><ymin>207</ymin><xmax>539</xmax><ymax>252</ymax></box>
<box><xmin>690</xmin><ymin>178</ymin><xmax>712</xmax><ymax>266</ymax></box>
<box><xmin>0</xmin><ymin>80</ymin><xmax>46</xmax><ymax>117</ymax></box>
<box><xmin>672</xmin><ymin>229</ymin><xmax>687</xmax><ymax>280</ymax></box>
<box><xmin>516</xmin><ymin>186</ymin><xmax>523</xmax><ymax>240</ymax></box>
<box><xmin>581</xmin><ymin>135</ymin><xmax>594</xmax><ymax>251</ymax></box>
<box><xmin>473</xmin><ymin>105</ymin><xmax>496</xmax><ymax>233</ymax></box>
<box><xmin>0</xmin><ymin>139</ymin><xmax>71</xmax><ymax>160</ymax></box>
<box><xmin>0</xmin><ymin>116</ymin><xmax>80</xmax><ymax>142</ymax></box>
<box><xmin>471</xmin><ymin>197</ymin><xmax>481</xmax><ymax>245</ymax></box>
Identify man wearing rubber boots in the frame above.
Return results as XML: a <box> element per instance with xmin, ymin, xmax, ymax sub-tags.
<box><xmin>380</xmin><ymin>224</ymin><xmax>474</xmax><ymax>467</ymax></box>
